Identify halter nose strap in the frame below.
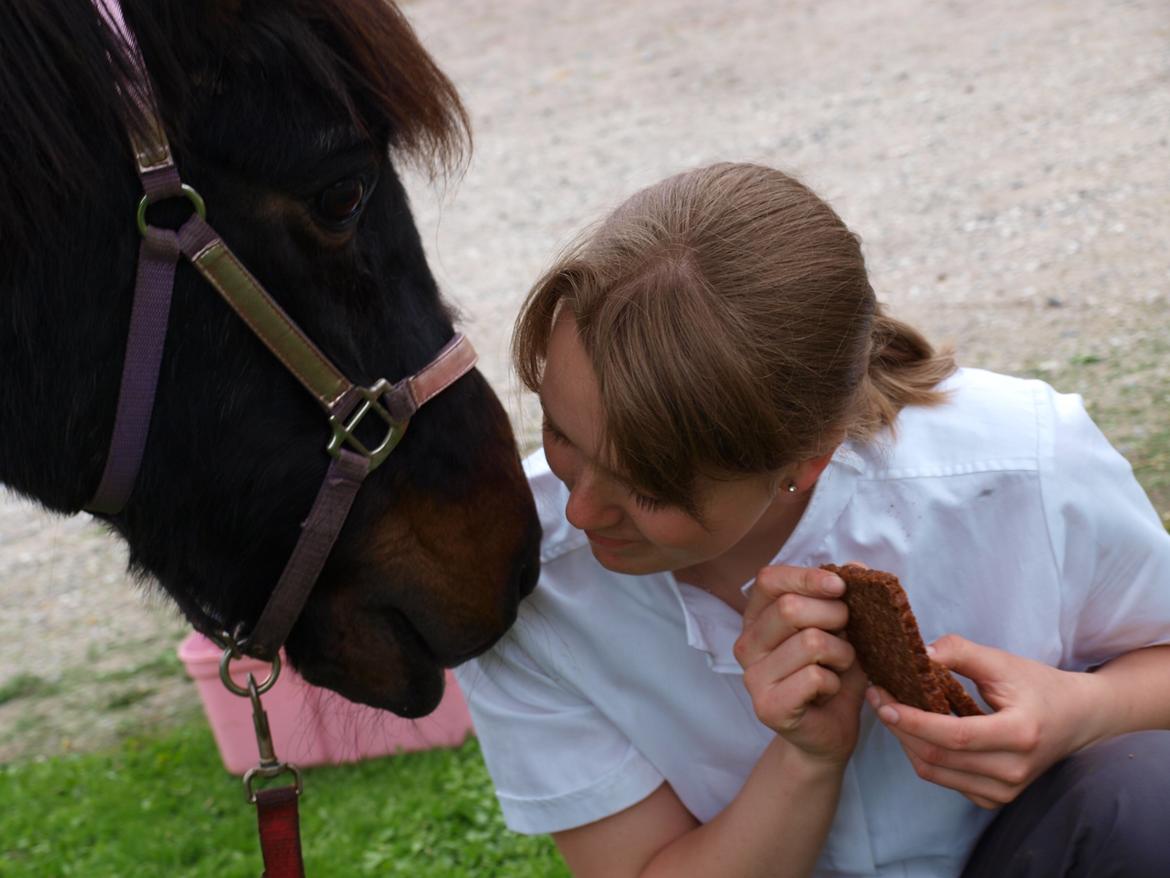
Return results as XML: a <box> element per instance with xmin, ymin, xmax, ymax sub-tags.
<box><xmin>243</xmin><ymin>448</ymin><xmax>369</xmax><ymax>660</ymax></box>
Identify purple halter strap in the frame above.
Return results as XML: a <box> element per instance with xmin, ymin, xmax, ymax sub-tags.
<box><xmin>89</xmin><ymin>0</ymin><xmax>478</xmax><ymax>660</ymax></box>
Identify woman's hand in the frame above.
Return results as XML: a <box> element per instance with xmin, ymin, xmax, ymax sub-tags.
<box><xmin>734</xmin><ymin>565</ymin><xmax>868</xmax><ymax>765</ymax></box>
<box><xmin>867</xmin><ymin>634</ymin><xmax>1104</xmax><ymax>809</ymax></box>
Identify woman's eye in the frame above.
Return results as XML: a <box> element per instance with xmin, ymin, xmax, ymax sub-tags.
<box><xmin>315</xmin><ymin>177</ymin><xmax>369</xmax><ymax>227</ymax></box>
<box><xmin>631</xmin><ymin>491</ymin><xmax>665</xmax><ymax>512</ymax></box>
<box><xmin>542</xmin><ymin>421</ymin><xmax>569</xmax><ymax>445</ymax></box>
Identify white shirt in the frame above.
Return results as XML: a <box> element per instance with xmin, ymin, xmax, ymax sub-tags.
<box><xmin>455</xmin><ymin>368</ymin><xmax>1170</xmax><ymax>877</ymax></box>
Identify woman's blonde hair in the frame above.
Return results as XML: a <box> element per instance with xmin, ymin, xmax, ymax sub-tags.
<box><xmin>513</xmin><ymin>162</ymin><xmax>955</xmax><ymax>513</ymax></box>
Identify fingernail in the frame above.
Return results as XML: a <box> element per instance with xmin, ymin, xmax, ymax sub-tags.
<box><xmin>865</xmin><ymin>687</ymin><xmax>879</xmax><ymax>708</ymax></box>
<box><xmin>879</xmin><ymin>705</ymin><xmax>900</xmax><ymax>724</ymax></box>
<box><xmin>926</xmin><ymin>643</ymin><xmax>937</xmax><ymax>657</ymax></box>
<box><xmin>823</xmin><ymin>574</ymin><xmax>844</xmax><ymax>596</ymax></box>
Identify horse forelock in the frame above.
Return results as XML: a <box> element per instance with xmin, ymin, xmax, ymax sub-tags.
<box><xmin>137</xmin><ymin>0</ymin><xmax>471</xmax><ymax>174</ymax></box>
<box><xmin>129</xmin><ymin>0</ymin><xmax>470</xmax><ymax>173</ymax></box>
<box><xmin>291</xmin><ymin>0</ymin><xmax>471</xmax><ymax>175</ymax></box>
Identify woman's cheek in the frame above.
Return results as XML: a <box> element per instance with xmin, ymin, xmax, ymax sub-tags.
<box><xmin>637</xmin><ymin>509</ymin><xmax>706</xmax><ymax>554</ymax></box>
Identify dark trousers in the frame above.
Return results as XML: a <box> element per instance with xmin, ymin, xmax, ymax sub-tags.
<box><xmin>962</xmin><ymin>731</ymin><xmax>1170</xmax><ymax>878</ymax></box>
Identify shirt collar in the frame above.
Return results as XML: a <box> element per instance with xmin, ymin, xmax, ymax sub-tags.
<box><xmin>666</xmin><ymin>445</ymin><xmax>864</xmax><ymax>670</ymax></box>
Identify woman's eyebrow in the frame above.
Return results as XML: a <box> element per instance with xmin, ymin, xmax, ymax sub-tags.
<box><xmin>539</xmin><ymin>402</ymin><xmax>632</xmax><ymax>484</ymax></box>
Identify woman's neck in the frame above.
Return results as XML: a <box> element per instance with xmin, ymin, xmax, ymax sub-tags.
<box><xmin>674</xmin><ymin>489</ymin><xmax>813</xmax><ymax>613</ymax></box>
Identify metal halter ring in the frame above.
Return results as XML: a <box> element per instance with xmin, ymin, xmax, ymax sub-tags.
<box><xmin>136</xmin><ymin>183</ymin><xmax>206</xmax><ymax>237</ymax></box>
<box><xmin>219</xmin><ymin>646</ymin><xmax>281</xmax><ymax>698</ymax></box>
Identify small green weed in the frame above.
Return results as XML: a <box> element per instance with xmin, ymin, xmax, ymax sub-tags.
<box><xmin>95</xmin><ymin>651</ymin><xmax>184</xmax><ymax>684</ymax></box>
<box><xmin>105</xmin><ymin>687</ymin><xmax>156</xmax><ymax>711</ymax></box>
<box><xmin>0</xmin><ymin>674</ymin><xmax>59</xmax><ymax>706</ymax></box>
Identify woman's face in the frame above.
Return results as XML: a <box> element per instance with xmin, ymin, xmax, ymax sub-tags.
<box><xmin>539</xmin><ymin>313</ymin><xmax>782</xmax><ymax>576</ymax></box>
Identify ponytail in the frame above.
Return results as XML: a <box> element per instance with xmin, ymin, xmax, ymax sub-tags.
<box><xmin>850</xmin><ymin>307</ymin><xmax>956</xmax><ymax>441</ymax></box>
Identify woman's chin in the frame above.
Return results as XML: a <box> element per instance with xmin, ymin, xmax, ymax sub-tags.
<box><xmin>588</xmin><ymin>544</ymin><xmax>665</xmax><ymax>576</ymax></box>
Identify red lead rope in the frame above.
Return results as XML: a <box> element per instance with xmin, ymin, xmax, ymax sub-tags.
<box><xmin>217</xmin><ymin>644</ymin><xmax>308</xmax><ymax>877</ymax></box>
<box><xmin>256</xmin><ymin>787</ymin><xmax>306</xmax><ymax>878</ymax></box>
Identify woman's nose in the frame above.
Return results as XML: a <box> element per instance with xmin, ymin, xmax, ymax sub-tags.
<box><xmin>564</xmin><ymin>471</ymin><xmax>622</xmax><ymax>532</ymax></box>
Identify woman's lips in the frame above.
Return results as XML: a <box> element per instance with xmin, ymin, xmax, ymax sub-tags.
<box><xmin>585</xmin><ymin>531</ymin><xmax>638</xmax><ymax>549</ymax></box>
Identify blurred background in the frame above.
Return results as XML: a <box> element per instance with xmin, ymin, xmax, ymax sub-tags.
<box><xmin>405</xmin><ymin>0</ymin><xmax>1169</xmax><ymax>452</ymax></box>
<box><xmin>1</xmin><ymin>0</ymin><xmax>1166</xmax><ymax>868</ymax></box>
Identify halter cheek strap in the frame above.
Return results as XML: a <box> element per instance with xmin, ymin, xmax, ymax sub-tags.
<box><xmin>87</xmin><ymin>166</ymin><xmax>183</xmax><ymax>515</ymax></box>
<box><xmin>88</xmin><ymin>0</ymin><xmax>478</xmax><ymax>660</ymax></box>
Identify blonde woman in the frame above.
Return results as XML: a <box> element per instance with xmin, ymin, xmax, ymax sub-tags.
<box><xmin>455</xmin><ymin>163</ymin><xmax>1170</xmax><ymax>877</ymax></box>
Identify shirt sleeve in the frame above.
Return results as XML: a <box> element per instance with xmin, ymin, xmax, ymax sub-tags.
<box><xmin>455</xmin><ymin>637</ymin><xmax>665</xmax><ymax>835</ymax></box>
<box><xmin>1039</xmin><ymin>386</ymin><xmax>1170</xmax><ymax>670</ymax></box>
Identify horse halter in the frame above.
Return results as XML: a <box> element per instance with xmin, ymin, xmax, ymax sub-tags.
<box><xmin>89</xmin><ymin>0</ymin><xmax>478</xmax><ymax>661</ymax></box>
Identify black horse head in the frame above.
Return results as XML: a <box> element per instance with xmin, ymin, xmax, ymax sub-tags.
<box><xmin>0</xmin><ymin>0</ymin><xmax>540</xmax><ymax>717</ymax></box>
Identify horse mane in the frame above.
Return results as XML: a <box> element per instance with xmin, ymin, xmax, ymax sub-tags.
<box><xmin>0</xmin><ymin>0</ymin><xmax>469</xmax><ymax>255</ymax></box>
<box><xmin>0</xmin><ymin>0</ymin><xmax>132</xmax><ymax>254</ymax></box>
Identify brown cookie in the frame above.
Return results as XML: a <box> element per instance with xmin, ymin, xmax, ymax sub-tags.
<box><xmin>936</xmin><ymin>665</ymin><xmax>983</xmax><ymax>717</ymax></box>
<box><xmin>820</xmin><ymin>564</ymin><xmax>983</xmax><ymax>716</ymax></box>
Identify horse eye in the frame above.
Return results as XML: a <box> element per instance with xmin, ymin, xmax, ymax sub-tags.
<box><xmin>315</xmin><ymin>177</ymin><xmax>367</xmax><ymax>227</ymax></box>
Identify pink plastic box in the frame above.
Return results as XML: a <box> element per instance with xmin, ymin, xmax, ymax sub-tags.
<box><xmin>178</xmin><ymin>632</ymin><xmax>474</xmax><ymax>774</ymax></box>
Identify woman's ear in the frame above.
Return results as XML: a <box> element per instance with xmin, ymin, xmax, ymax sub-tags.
<box><xmin>790</xmin><ymin>448</ymin><xmax>837</xmax><ymax>492</ymax></box>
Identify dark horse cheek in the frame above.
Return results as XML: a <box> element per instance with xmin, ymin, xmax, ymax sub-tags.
<box><xmin>286</xmin><ymin>389</ymin><xmax>542</xmax><ymax>711</ymax></box>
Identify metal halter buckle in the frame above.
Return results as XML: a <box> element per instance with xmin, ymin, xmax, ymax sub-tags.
<box><xmin>326</xmin><ymin>379</ymin><xmax>407</xmax><ymax>471</ymax></box>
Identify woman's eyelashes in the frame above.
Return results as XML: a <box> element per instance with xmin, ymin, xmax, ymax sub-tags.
<box><xmin>630</xmin><ymin>490</ymin><xmax>665</xmax><ymax>512</ymax></box>
<box><xmin>542</xmin><ymin>420</ymin><xmax>569</xmax><ymax>445</ymax></box>
<box><xmin>543</xmin><ymin>419</ymin><xmax>666</xmax><ymax>512</ymax></box>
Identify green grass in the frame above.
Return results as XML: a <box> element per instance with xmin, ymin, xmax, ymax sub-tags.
<box><xmin>0</xmin><ymin>723</ymin><xmax>569</xmax><ymax>877</ymax></box>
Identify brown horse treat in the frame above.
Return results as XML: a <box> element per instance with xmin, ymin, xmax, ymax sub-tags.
<box><xmin>936</xmin><ymin>666</ymin><xmax>984</xmax><ymax>717</ymax></box>
<box><xmin>820</xmin><ymin>564</ymin><xmax>984</xmax><ymax>716</ymax></box>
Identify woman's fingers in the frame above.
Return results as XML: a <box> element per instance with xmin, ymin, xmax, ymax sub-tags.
<box><xmin>896</xmin><ymin>746</ymin><xmax>1020</xmax><ymax>808</ymax></box>
<box><xmin>734</xmin><ymin>592</ymin><xmax>848</xmax><ymax>668</ymax></box>
<box><xmin>838</xmin><ymin>660</ymin><xmax>870</xmax><ymax>700</ymax></box>
<box><xmin>743</xmin><ymin>628</ymin><xmax>856</xmax><ymax>699</ymax></box>
<box><xmin>877</xmin><ymin>709</ymin><xmax>1029</xmax><ymax>781</ymax></box>
<box><xmin>754</xmin><ymin>663</ymin><xmax>845</xmax><ymax>732</ymax></box>
<box><xmin>868</xmin><ymin>685</ymin><xmax>1047</xmax><ymax>801</ymax></box>
<box><xmin>867</xmin><ymin>687</ymin><xmax>1026</xmax><ymax>753</ymax></box>
<box><xmin>737</xmin><ymin>565</ymin><xmax>865</xmax><ymax>761</ymax></box>
<box><xmin>744</xmin><ymin>565</ymin><xmax>844</xmax><ymax>626</ymax></box>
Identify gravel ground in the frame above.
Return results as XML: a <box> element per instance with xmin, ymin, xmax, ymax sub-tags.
<box><xmin>2</xmin><ymin>0</ymin><xmax>1168</xmax><ymax>760</ymax></box>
